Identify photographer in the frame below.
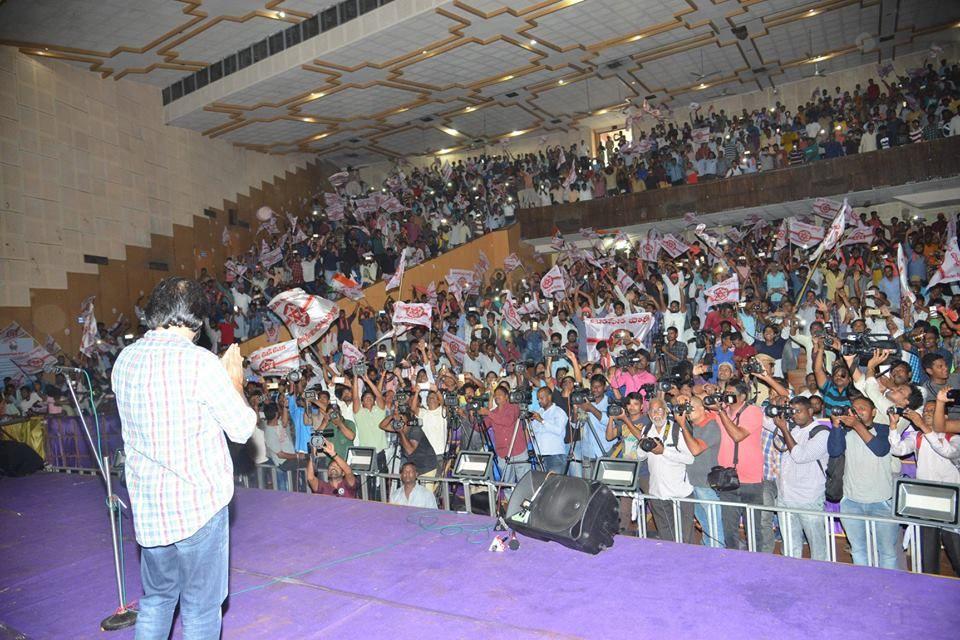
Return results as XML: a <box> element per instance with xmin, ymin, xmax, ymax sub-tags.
<box><xmin>674</xmin><ymin>395</ymin><xmax>725</xmax><ymax>548</ymax></box>
<box><xmin>262</xmin><ymin>401</ymin><xmax>299</xmax><ymax>492</ymax></box>
<box><xmin>572</xmin><ymin>374</ymin><xmax>615</xmax><ymax>479</ymax></box>
<box><xmin>352</xmin><ymin>372</ymin><xmax>389</xmax><ymax>463</ymax></box>
<box><xmin>813</xmin><ymin>336</ymin><xmax>853</xmax><ymax>414</ymax></box>
<box><xmin>380</xmin><ymin>406</ymin><xmax>438</xmax><ymax>476</ymax></box>
<box><xmin>632</xmin><ymin>398</ymin><xmax>695</xmax><ymax>544</ymax></box>
<box><xmin>715</xmin><ymin>381</ymin><xmax>765</xmax><ymax>550</ymax></box>
<box><xmin>476</xmin><ymin>385</ymin><xmax>527</xmax><ymax>483</ymax></box>
<box><xmin>306</xmin><ymin>438</ymin><xmax>357</xmax><ymax>498</ymax></box>
<box><xmin>893</xmin><ymin>391</ymin><xmax>960</xmax><ymax>575</ymax></box>
<box><xmin>527</xmin><ymin>387</ymin><xmax>569</xmax><ymax>473</ymax></box>
<box><xmin>772</xmin><ymin>397</ymin><xmax>830</xmax><ymax>560</ymax></box>
<box><xmin>390</xmin><ymin>461</ymin><xmax>439</xmax><ymax>509</ymax></box>
<box><xmin>826</xmin><ymin>396</ymin><xmax>898</xmax><ymax>569</ymax></box>
<box><xmin>306</xmin><ymin>390</ymin><xmax>355</xmax><ymax>460</ymax></box>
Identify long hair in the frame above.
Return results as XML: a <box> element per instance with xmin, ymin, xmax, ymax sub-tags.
<box><xmin>143</xmin><ymin>277</ymin><xmax>208</xmax><ymax>332</ymax></box>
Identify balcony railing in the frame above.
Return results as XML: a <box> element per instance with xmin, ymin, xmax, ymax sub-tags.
<box><xmin>518</xmin><ymin>136</ymin><xmax>960</xmax><ymax>239</ymax></box>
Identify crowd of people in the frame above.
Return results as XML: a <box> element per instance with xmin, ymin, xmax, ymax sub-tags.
<box><xmin>4</xmin><ymin>56</ymin><xmax>960</xmax><ymax>576</ymax></box>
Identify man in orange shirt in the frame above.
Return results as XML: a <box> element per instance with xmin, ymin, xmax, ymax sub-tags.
<box><xmin>715</xmin><ymin>381</ymin><xmax>766</xmax><ymax>550</ymax></box>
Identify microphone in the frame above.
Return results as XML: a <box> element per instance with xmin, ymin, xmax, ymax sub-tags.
<box><xmin>52</xmin><ymin>365</ymin><xmax>85</xmax><ymax>374</ymax></box>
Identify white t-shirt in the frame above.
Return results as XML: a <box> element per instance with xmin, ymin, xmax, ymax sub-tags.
<box><xmin>419</xmin><ymin>406</ymin><xmax>446</xmax><ymax>457</ymax></box>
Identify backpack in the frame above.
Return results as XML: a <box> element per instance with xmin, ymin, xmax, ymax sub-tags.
<box><xmin>643</xmin><ymin>421</ymin><xmax>681</xmax><ymax>449</ymax></box>
<box><xmin>809</xmin><ymin>424</ymin><xmax>844</xmax><ymax>503</ymax></box>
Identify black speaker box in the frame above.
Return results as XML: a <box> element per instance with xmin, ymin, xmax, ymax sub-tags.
<box><xmin>505</xmin><ymin>470</ymin><xmax>619</xmax><ymax>554</ymax></box>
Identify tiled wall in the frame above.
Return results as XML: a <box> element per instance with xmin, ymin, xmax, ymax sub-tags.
<box><xmin>0</xmin><ymin>46</ymin><xmax>310</xmax><ymax>308</ymax></box>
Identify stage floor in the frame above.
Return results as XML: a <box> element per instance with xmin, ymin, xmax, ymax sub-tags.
<box><xmin>1</xmin><ymin>473</ymin><xmax>959</xmax><ymax>639</ymax></box>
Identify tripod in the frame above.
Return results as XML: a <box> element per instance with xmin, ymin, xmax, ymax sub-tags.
<box><xmin>562</xmin><ymin>403</ymin><xmax>611</xmax><ymax>480</ymax></box>
<box><xmin>504</xmin><ymin>410</ymin><xmax>545</xmax><ymax>478</ymax></box>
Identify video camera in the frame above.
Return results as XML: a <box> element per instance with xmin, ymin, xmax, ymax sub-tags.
<box><xmin>395</xmin><ymin>390</ymin><xmax>412</xmax><ymax>405</ymax></box>
<box><xmin>508</xmin><ymin>389</ymin><xmax>532</xmax><ymax>405</ymax></box>
<box><xmin>466</xmin><ymin>393</ymin><xmax>490</xmax><ymax>411</ymax></box>
<box><xmin>689</xmin><ymin>330</ymin><xmax>714</xmax><ymax>350</ymax></box>
<box><xmin>614</xmin><ymin>349</ymin><xmax>643</xmax><ymax>367</ymax></box>
<box><xmin>442</xmin><ymin>391</ymin><xmax>459</xmax><ymax>407</ymax></box>
<box><xmin>352</xmin><ymin>362</ymin><xmax>368</xmax><ymax>377</ymax></box>
<box><xmin>839</xmin><ymin>333</ymin><xmax>900</xmax><ymax>361</ymax></box>
<box><xmin>304</xmin><ymin>389</ymin><xmax>319</xmax><ymax>401</ymax></box>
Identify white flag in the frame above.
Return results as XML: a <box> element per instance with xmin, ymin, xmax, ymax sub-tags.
<box><xmin>660</xmin><ymin>234</ymin><xmax>690</xmax><ymax>259</ymax></box>
<box><xmin>340</xmin><ymin>341</ymin><xmax>366</xmax><ymax>369</ymax></box>
<box><xmin>810</xmin><ymin>199</ymin><xmax>849</xmax><ymax>261</ymax></box>
<box><xmin>556</xmin><ymin>148</ymin><xmax>566</xmax><ymax>169</ymax></box>
<box><xmin>583</xmin><ymin>313</ymin><xmax>654</xmax><ymax>360</ymax></box>
<box><xmin>774</xmin><ymin>219</ymin><xmax>789</xmax><ymax>251</ymax></box>
<box><xmin>616</xmin><ymin>268</ymin><xmax>637</xmax><ymax>292</ymax></box>
<box><xmin>691</xmin><ymin>128</ymin><xmax>711</xmax><ymax>145</ymax></box>
<box><xmin>268</xmin><ymin>288</ymin><xmax>338</xmax><ymax>350</ymax></box>
<box><xmin>249</xmin><ymin>340</ymin><xmax>300</xmax><ymax>376</ymax></box>
<box><xmin>787</xmin><ymin>220</ymin><xmax>825</xmax><ymax>248</ymax></box>
<box><xmin>540</xmin><ymin>265</ymin><xmax>566</xmax><ymax>297</ymax></box>
<box><xmin>637</xmin><ymin>232</ymin><xmax>661</xmax><ymax>262</ymax></box>
<box><xmin>477</xmin><ymin>250</ymin><xmax>490</xmax><ymax>273</ymax></box>
<box><xmin>841</xmin><ymin>224</ymin><xmax>875</xmax><ymax>247</ymax></box>
<box><xmin>79</xmin><ymin>296</ymin><xmax>98</xmax><ymax>357</ymax></box>
<box><xmin>12</xmin><ymin>345</ymin><xmax>57</xmax><ymax>374</ymax></box>
<box><xmin>928</xmin><ymin>237</ymin><xmax>960</xmax><ymax>288</ymax></box>
<box><xmin>261</xmin><ymin>246</ymin><xmax>283</xmax><ymax>268</ymax></box>
<box><xmin>502</xmin><ymin>295</ymin><xmax>522</xmax><ymax>330</ymax></box>
<box><xmin>811</xmin><ymin>197</ymin><xmax>842</xmax><ymax>220</ymax></box>
<box><xmin>393</xmin><ymin>302</ymin><xmax>432</xmax><ymax>328</ymax></box>
<box><xmin>897</xmin><ymin>244</ymin><xmax>916</xmax><ymax>304</ymax></box>
<box><xmin>442</xmin><ymin>331</ymin><xmax>467</xmax><ymax>365</ymax></box>
<box><xmin>386</xmin><ymin>251</ymin><xmax>406</xmax><ymax>291</ymax></box>
<box><xmin>221</xmin><ymin>227</ymin><xmax>230</xmax><ymax>246</ymax></box>
<box><xmin>705</xmin><ymin>275</ymin><xmax>740</xmax><ymax>308</ymax></box>
<box><xmin>504</xmin><ymin>253</ymin><xmax>521</xmax><ymax>271</ymax></box>
<box><xmin>330</xmin><ymin>273</ymin><xmax>364</xmax><ymax>301</ymax></box>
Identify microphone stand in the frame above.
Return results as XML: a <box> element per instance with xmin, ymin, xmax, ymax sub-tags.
<box><xmin>63</xmin><ymin>370</ymin><xmax>137</xmax><ymax>631</ymax></box>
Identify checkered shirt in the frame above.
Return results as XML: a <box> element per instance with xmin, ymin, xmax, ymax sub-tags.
<box><xmin>112</xmin><ymin>330</ymin><xmax>256</xmax><ymax>547</ymax></box>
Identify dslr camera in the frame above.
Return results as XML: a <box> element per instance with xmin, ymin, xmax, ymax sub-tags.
<box><xmin>764</xmin><ymin>404</ymin><xmax>794</xmax><ymax>419</ymax></box>
<box><xmin>569</xmin><ymin>387</ymin><xmax>591</xmax><ymax>405</ymax></box>
<box><xmin>742</xmin><ymin>358</ymin><xmax>765</xmax><ymax>375</ymax></box>
<box><xmin>703</xmin><ymin>393</ymin><xmax>737</xmax><ymax>407</ymax></box>
<box><xmin>659</xmin><ymin>374</ymin><xmax>683</xmax><ymax>392</ymax></box>
<box><xmin>382</xmin><ymin>354</ymin><xmax>397</xmax><ymax>372</ymax></box>
<box><xmin>669</xmin><ymin>401</ymin><xmax>693</xmax><ymax>415</ymax></box>
<box><xmin>886</xmin><ymin>406</ymin><xmax>906</xmax><ymax>416</ymax></box>
<box><xmin>543</xmin><ymin>345</ymin><xmax>564</xmax><ymax>358</ymax></box>
<box><xmin>607</xmin><ymin>401</ymin><xmax>624</xmax><ymax>417</ymax></box>
<box><xmin>327</xmin><ymin>404</ymin><xmax>341</xmax><ymax>421</ymax></box>
<box><xmin>310</xmin><ymin>429</ymin><xmax>327</xmax><ymax>450</ymax></box>
<box><xmin>395</xmin><ymin>390</ymin><xmax>412</xmax><ymax>406</ymax></box>
<box><xmin>639</xmin><ymin>437</ymin><xmax>663</xmax><ymax>453</ymax></box>
<box><xmin>830</xmin><ymin>406</ymin><xmax>851</xmax><ymax>417</ymax></box>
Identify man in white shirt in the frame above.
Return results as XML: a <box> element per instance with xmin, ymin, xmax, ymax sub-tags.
<box><xmin>528</xmin><ymin>387</ymin><xmax>568</xmax><ymax>473</ymax></box>
<box><xmin>771</xmin><ymin>397</ymin><xmax>830</xmax><ymax>560</ymax></box>
<box><xmin>633</xmin><ymin>398</ymin><xmax>695</xmax><ymax>543</ymax></box>
<box><xmin>390</xmin><ymin>462</ymin><xmax>438</xmax><ymax>509</ymax></box>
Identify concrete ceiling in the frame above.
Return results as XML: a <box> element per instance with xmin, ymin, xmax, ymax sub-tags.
<box><xmin>2</xmin><ymin>0</ymin><xmax>959</xmax><ymax>161</ymax></box>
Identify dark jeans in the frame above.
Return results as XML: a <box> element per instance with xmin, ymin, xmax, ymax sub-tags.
<box><xmin>921</xmin><ymin>525</ymin><xmax>960</xmax><ymax>575</ymax></box>
<box><xmin>649</xmin><ymin>495</ymin><xmax>695</xmax><ymax>544</ymax></box>
<box><xmin>718</xmin><ymin>482</ymin><xmax>764</xmax><ymax>550</ymax></box>
<box><xmin>136</xmin><ymin>506</ymin><xmax>229</xmax><ymax>640</ymax></box>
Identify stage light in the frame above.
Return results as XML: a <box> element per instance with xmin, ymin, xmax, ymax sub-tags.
<box><xmin>346</xmin><ymin>447</ymin><xmax>376</xmax><ymax>473</ymax></box>
<box><xmin>593</xmin><ymin>458</ymin><xmax>640</xmax><ymax>490</ymax></box>
<box><xmin>277</xmin><ymin>10</ymin><xmax>286</xmax><ymax>18</ymax></box>
<box><xmin>894</xmin><ymin>478</ymin><xmax>959</xmax><ymax>526</ymax></box>
<box><xmin>453</xmin><ymin>451</ymin><xmax>494</xmax><ymax>479</ymax></box>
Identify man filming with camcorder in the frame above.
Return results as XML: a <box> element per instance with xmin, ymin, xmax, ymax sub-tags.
<box><xmin>526</xmin><ymin>387</ymin><xmax>568</xmax><ymax>474</ymax></box>
<box><xmin>306</xmin><ymin>437</ymin><xmax>357</xmax><ymax>498</ymax></box>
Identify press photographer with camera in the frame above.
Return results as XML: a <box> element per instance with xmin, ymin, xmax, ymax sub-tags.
<box><xmin>571</xmin><ymin>374</ymin><xmax>615</xmax><ymax>479</ymax></box>
<box><xmin>631</xmin><ymin>397</ymin><xmax>695</xmax><ymax>543</ymax></box>
<box><xmin>306</xmin><ymin>389</ymin><xmax>356</xmax><ymax>460</ymax></box>
<box><xmin>892</xmin><ymin>390</ymin><xmax>960</xmax><ymax>574</ymax></box>
<box><xmin>672</xmin><ymin>395</ymin><xmax>725</xmax><ymax>547</ymax></box>
<box><xmin>476</xmin><ymin>384</ymin><xmax>527</xmax><ymax>483</ymax></box>
<box><xmin>262</xmin><ymin>401</ymin><xmax>299</xmax><ymax>492</ymax></box>
<box><xmin>352</xmin><ymin>371</ymin><xmax>389</xmax><ymax>463</ymax></box>
<box><xmin>380</xmin><ymin>395</ymin><xmax>438</xmax><ymax>476</ymax></box>
<box><xmin>813</xmin><ymin>336</ymin><xmax>853</xmax><ymax>414</ymax></box>
<box><xmin>713</xmin><ymin>381</ymin><xmax>765</xmax><ymax>550</ymax></box>
<box><xmin>527</xmin><ymin>387</ymin><xmax>569</xmax><ymax>473</ymax></box>
<box><xmin>826</xmin><ymin>396</ymin><xmax>898</xmax><ymax>569</ymax></box>
<box><xmin>769</xmin><ymin>396</ymin><xmax>831</xmax><ymax>560</ymax></box>
<box><xmin>306</xmin><ymin>438</ymin><xmax>357</xmax><ymax>498</ymax></box>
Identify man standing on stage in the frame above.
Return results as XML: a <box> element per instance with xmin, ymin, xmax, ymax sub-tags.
<box><xmin>113</xmin><ymin>277</ymin><xmax>256</xmax><ymax>640</ymax></box>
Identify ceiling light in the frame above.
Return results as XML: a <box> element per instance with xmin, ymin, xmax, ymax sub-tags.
<box><xmin>437</xmin><ymin>148</ymin><xmax>454</xmax><ymax>155</ymax></box>
<box><xmin>440</xmin><ymin>126</ymin><xmax>462</xmax><ymax>137</ymax></box>
<box><xmin>309</xmin><ymin>92</ymin><xmax>324</xmax><ymax>100</ymax></box>
<box><xmin>395</xmin><ymin>107</ymin><xmax>409</xmax><ymax>113</ymax></box>
<box><xmin>508</xmin><ymin>130</ymin><xmax>525</xmax><ymax>137</ymax></box>
<box><xmin>806</xmin><ymin>9</ymin><xmax>819</xmax><ymax>17</ymax></box>
<box><xmin>595</xmin><ymin>109</ymin><xmax>608</xmax><ymax>115</ymax></box>
<box><xmin>301</xmin><ymin>117</ymin><xmax>315</xmax><ymax>122</ymax></box>
<box><xmin>499</xmin><ymin>75</ymin><xmax>515</xmax><ymax>82</ymax></box>
<box><xmin>529</xmin><ymin>39</ymin><xmax>538</xmax><ymax>46</ymax></box>
<box><xmin>558</xmin><ymin>79</ymin><xmax>566</xmax><ymax>85</ymax></box>
<box><xmin>697</xmin><ymin>83</ymin><xmax>708</xmax><ymax>90</ymax></box>
<box><xmin>629</xmin><ymin>34</ymin><xmax>644</xmax><ymax>42</ymax></box>
<box><xmin>312</xmin><ymin>133</ymin><xmax>328</xmax><ymax>141</ymax></box>
<box><xmin>422</xmin><ymin>50</ymin><xmax>428</xmax><ymax>55</ymax></box>
<box><xmin>277</xmin><ymin>10</ymin><xmax>286</xmax><ymax>18</ymax></box>
<box><xmin>464</xmin><ymin>106</ymin><xmax>477</xmax><ymax>113</ymax></box>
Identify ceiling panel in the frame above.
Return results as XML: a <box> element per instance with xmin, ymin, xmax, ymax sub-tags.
<box><xmin>3</xmin><ymin>0</ymin><xmax>958</xmax><ymax>161</ymax></box>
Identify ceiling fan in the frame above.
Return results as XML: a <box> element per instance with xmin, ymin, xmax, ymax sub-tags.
<box><xmin>801</xmin><ymin>32</ymin><xmax>828</xmax><ymax>78</ymax></box>
<box><xmin>690</xmin><ymin>48</ymin><xmax>721</xmax><ymax>82</ymax></box>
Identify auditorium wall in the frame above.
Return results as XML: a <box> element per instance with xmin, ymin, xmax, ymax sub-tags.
<box><xmin>240</xmin><ymin>224</ymin><xmax>523</xmax><ymax>357</ymax></box>
<box><xmin>0</xmin><ymin>46</ymin><xmax>323</xmax><ymax>353</ymax></box>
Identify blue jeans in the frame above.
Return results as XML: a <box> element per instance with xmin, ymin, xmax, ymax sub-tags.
<box><xmin>540</xmin><ymin>454</ymin><xmax>566</xmax><ymax>474</ymax></box>
<box><xmin>778</xmin><ymin>498</ymin><xmax>828</xmax><ymax>561</ymax></box>
<box><xmin>840</xmin><ymin>498</ymin><xmax>899</xmax><ymax>569</ymax></box>
<box><xmin>692</xmin><ymin>486</ymin><xmax>725</xmax><ymax>548</ymax></box>
<box><xmin>135</xmin><ymin>506</ymin><xmax>230</xmax><ymax>640</ymax></box>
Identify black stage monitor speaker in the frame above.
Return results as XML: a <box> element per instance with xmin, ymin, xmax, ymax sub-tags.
<box><xmin>505</xmin><ymin>470</ymin><xmax>619</xmax><ymax>554</ymax></box>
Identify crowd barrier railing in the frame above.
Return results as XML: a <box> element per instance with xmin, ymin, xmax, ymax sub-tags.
<box><xmin>236</xmin><ymin>464</ymin><xmax>931</xmax><ymax>574</ymax></box>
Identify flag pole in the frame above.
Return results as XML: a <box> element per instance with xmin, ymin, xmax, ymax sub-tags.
<box><xmin>793</xmin><ymin>249</ymin><xmax>826</xmax><ymax>307</ymax></box>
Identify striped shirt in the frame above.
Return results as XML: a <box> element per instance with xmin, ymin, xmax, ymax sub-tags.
<box><xmin>113</xmin><ymin>330</ymin><xmax>256</xmax><ymax>547</ymax></box>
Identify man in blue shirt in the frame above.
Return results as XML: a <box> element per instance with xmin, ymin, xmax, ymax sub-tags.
<box><xmin>572</xmin><ymin>374</ymin><xmax>615</xmax><ymax>480</ymax></box>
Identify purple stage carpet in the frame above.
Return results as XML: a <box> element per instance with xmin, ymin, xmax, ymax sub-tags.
<box><xmin>2</xmin><ymin>473</ymin><xmax>959</xmax><ymax>639</ymax></box>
